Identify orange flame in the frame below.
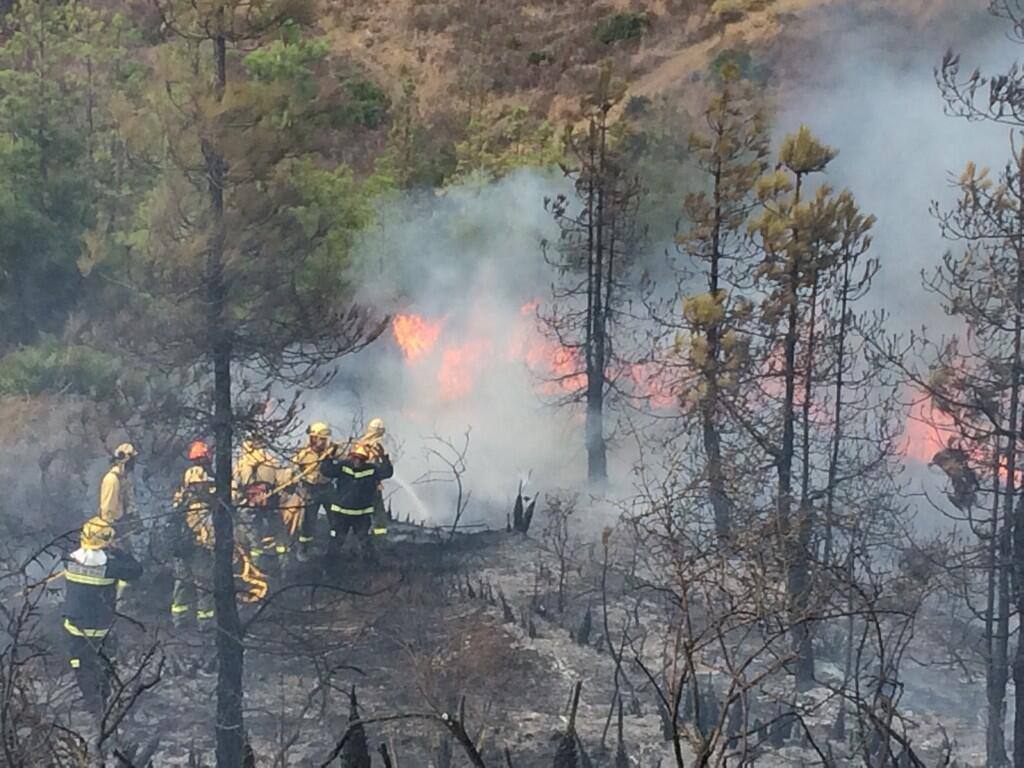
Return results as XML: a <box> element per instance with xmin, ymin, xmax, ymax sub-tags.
<box><xmin>438</xmin><ymin>340</ymin><xmax>493</xmax><ymax>400</ymax></box>
<box><xmin>626</xmin><ymin>362</ymin><xmax>677</xmax><ymax>409</ymax></box>
<box><xmin>392</xmin><ymin>314</ymin><xmax>444</xmax><ymax>362</ymax></box>
<box><xmin>902</xmin><ymin>393</ymin><xmax>955</xmax><ymax>463</ymax></box>
<box><xmin>393</xmin><ymin>302</ymin><xmax>678</xmax><ymax>410</ymax></box>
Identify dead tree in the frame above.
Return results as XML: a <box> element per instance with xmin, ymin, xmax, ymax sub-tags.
<box><xmin>414</xmin><ymin>431</ymin><xmax>472</xmax><ymax>538</ymax></box>
<box><xmin>540</xmin><ymin>62</ymin><xmax>645</xmax><ymax>486</ymax></box>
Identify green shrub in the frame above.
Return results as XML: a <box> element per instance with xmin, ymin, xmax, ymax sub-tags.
<box><xmin>624</xmin><ymin>95</ymin><xmax>651</xmax><ymax>117</ymax></box>
<box><xmin>709</xmin><ymin>48</ymin><xmax>771</xmax><ymax>85</ymax></box>
<box><xmin>0</xmin><ymin>338</ymin><xmax>120</xmax><ymax>398</ymax></box>
<box><xmin>342</xmin><ymin>77</ymin><xmax>391</xmax><ymax>129</ymax></box>
<box><xmin>527</xmin><ymin>50</ymin><xmax>552</xmax><ymax>66</ymax></box>
<box><xmin>594</xmin><ymin>12</ymin><xmax>650</xmax><ymax>45</ymax></box>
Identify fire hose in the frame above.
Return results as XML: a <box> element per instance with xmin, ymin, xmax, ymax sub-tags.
<box><xmin>235</xmin><ymin>547</ymin><xmax>268</xmax><ymax>603</ymax></box>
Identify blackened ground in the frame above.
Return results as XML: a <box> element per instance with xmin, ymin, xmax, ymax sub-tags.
<box><xmin>41</xmin><ymin>523</ymin><xmax>989</xmax><ymax>766</ymax></box>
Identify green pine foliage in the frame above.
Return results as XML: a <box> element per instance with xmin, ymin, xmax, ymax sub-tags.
<box><xmin>0</xmin><ymin>339</ymin><xmax>118</xmax><ymax>398</ymax></box>
<box><xmin>594</xmin><ymin>12</ymin><xmax>650</xmax><ymax>45</ymax></box>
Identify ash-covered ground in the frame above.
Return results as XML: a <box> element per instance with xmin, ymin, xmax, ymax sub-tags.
<box><xmin>33</xmin><ymin>510</ymin><xmax>991</xmax><ymax>767</ymax></box>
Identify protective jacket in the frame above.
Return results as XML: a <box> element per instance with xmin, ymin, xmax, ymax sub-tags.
<box><xmin>99</xmin><ymin>465</ymin><xmax>135</xmax><ymax>524</ymax></box>
<box><xmin>63</xmin><ymin>547</ymin><xmax>142</xmax><ymax>637</ymax></box>
<box><xmin>173</xmin><ymin>463</ymin><xmax>216</xmax><ymax>551</ymax></box>
<box><xmin>235</xmin><ymin>442</ymin><xmax>280</xmax><ymax>486</ymax></box>
<box><xmin>291</xmin><ymin>443</ymin><xmax>334</xmax><ymax>487</ymax></box>
<box><xmin>234</xmin><ymin>441</ymin><xmax>286</xmax><ymax>510</ymax></box>
<box><xmin>321</xmin><ymin>455</ymin><xmax>394</xmax><ymax>515</ymax></box>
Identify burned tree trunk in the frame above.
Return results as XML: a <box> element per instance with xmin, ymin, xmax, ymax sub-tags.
<box><xmin>1005</xmin><ymin>150</ymin><xmax>1024</xmax><ymax>768</ymax></box>
<box><xmin>341</xmin><ymin>688</ymin><xmax>371</xmax><ymax>768</ymax></box>
<box><xmin>541</xmin><ymin>64</ymin><xmax>643</xmax><ymax>488</ymax></box>
<box><xmin>204</xmin><ymin>27</ymin><xmax>245</xmax><ymax>768</ymax></box>
<box><xmin>584</xmin><ymin>108</ymin><xmax>609</xmax><ymax>486</ymax></box>
<box><xmin>778</xmin><ymin>220</ymin><xmax>813</xmax><ymax>690</ymax></box>
<box><xmin>702</xmin><ymin>146</ymin><xmax>732</xmax><ymax>542</ymax></box>
<box><xmin>554</xmin><ymin>682</ymin><xmax>583</xmax><ymax>768</ymax></box>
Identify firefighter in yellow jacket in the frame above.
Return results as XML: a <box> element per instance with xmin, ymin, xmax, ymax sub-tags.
<box><xmin>99</xmin><ymin>443</ymin><xmax>138</xmax><ymax>527</ymax></box>
<box><xmin>286</xmin><ymin>422</ymin><xmax>339</xmax><ymax>561</ymax></box>
<box><xmin>170</xmin><ymin>441</ymin><xmax>216</xmax><ymax>629</ymax></box>
<box><xmin>234</xmin><ymin>438</ymin><xmax>290</xmax><ymax>572</ymax></box>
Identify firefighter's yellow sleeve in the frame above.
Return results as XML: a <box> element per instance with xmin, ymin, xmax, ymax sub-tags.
<box><xmin>99</xmin><ymin>471</ymin><xmax>122</xmax><ymax>522</ymax></box>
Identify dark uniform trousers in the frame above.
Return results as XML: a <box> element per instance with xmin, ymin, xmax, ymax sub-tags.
<box><xmin>327</xmin><ymin>512</ymin><xmax>375</xmax><ymax>561</ymax></box>
<box><xmin>299</xmin><ymin>482</ymin><xmax>336</xmax><ymax>551</ymax></box>
<box><xmin>62</xmin><ymin>548</ymin><xmax>141</xmax><ymax>717</ymax></box>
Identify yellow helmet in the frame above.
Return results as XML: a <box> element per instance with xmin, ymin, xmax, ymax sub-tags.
<box><xmin>81</xmin><ymin>516</ymin><xmax>114</xmax><ymax>550</ymax></box>
<box><xmin>365</xmin><ymin>418</ymin><xmax>385</xmax><ymax>439</ymax></box>
<box><xmin>114</xmin><ymin>442</ymin><xmax>137</xmax><ymax>462</ymax></box>
<box><xmin>308</xmin><ymin>422</ymin><xmax>332</xmax><ymax>439</ymax></box>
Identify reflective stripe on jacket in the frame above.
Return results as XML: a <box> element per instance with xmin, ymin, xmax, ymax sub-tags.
<box><xmin>321</xmin><ymin>455</ymin><xmax>393</xmax><ymax>515</ymax></box>
<box><xmin>173</xmin><ymin>463</ymin><xmax>216</xmax><ymax>549</ymax></box>
<box><xmin>62</xmin><ymin>547</ymin><xmax>142</xmax><ymax>635</ymax></box>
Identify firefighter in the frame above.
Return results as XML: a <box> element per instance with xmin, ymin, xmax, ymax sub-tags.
<box><xmin>170</xmin><ymin>440</ymin><xmax>216</xmax><ymax>629</ymax></box>
<box><xmin>234</xmin><ymin>439</ymin><xmax>288</xmax><ymax>574</ymax></box>
<box><xmin>99</xmin><ymin>443</ymin><xmax>138</xmax><ymax>528</ymax></box>
<box><xmin>321</xmin><ymin>443</ymin><xmax>393</xmax><ymax>566</ymax></box>
<box><xmin>287</xmin><ymin>422</ymin><xmax>339</xmax><ymax>561</ymax></box>
<box><xmin>99</xmin><ymin>443</ymin><xmax>139</xmax><ymax>608</ymax></box>
<box><xmin>62</xmin><ymin>516</ymin><xmax>142</xmax><ymax>719</ymax></box>
<box><xmin>355</xmin><ymin>418</ymin><xmax>390</xmax><ymax>536</ymax></box>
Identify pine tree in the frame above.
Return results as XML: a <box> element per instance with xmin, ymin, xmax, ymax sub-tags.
<box><xmin>102</xmin><ymin>3</ymin><xmax>382</xmax><ymax>763</ymax></box>
<box><xmin>0</xmin><ymin>0</ymin><xmax>141</xmax><ymax>347</ymax></box>
<box><xmin>908</xmin><ymin>150</ymin><xmax>1024</xmax><ymax>768</ymax></box>
<box><xmin>674</xmin><ymin>62</ymin><xmax>769</xmax><ymax>540</ymax></box>
<box><xmin>934</xmin><ymin>10</ymin><xmax>1024</xmax><ymax>759</ymax></box>
<box><xmin>747</xmin><ymin>126</ymin><xmax>878</xmax><ymax>690</ymax></box>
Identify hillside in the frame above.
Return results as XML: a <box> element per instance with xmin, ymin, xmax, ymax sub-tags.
<box><xmin>318</xmin><ymin>0</ymin><xmax>976</xmax><ymax>121</ymax></box>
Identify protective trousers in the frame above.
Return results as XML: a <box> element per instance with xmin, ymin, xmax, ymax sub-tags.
<box><xmin>326</xmin><ymin>512</ymin><xmax>376</xmax><ymax>563</ymax></box>
<box><xmin>68</xmin><ymin>631</ymin><xmax>116</xmax><ymax>718</ymax></box>
<box><xmin>246</xmin><ymin>495</ymin><xmax>288</xmax><ymax>575</ymax></box>
<box><xmin>299</xmin><ymin>483</ymin><xmax>335</xmax><ymax>551</ymax></box>
<box><xmin>171</xmin><ymin>551</ymin><xmax>215</xmax><ymax>626</ymax></box>
<box><xmin>372</xmin><ymin>485</ymin><xmax>388</xmax><ymax>534</ymax></box>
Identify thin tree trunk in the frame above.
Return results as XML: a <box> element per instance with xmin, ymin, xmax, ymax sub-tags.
<box><xmin>586</xmin><ymin>113</ymin><xmax>608</xmax><ymax>485</ymax></box>
<box><xmin>779</xmin><ymin>173</ymin><xmax>814</xmax><ymax>690</ymax></box>
<box><xmin>987</xmin><ymin>173</ymin><xmax>1021</xmax><ymax>762</ymax></box>
<box><xmin>704</xmin><ymin>137</ymin><xmax>730</xmax><ymax>541</ymax></box>
<box><xmin>823</xmin><ymin>261</ymin><xmax>851</xmax><ymax>565</ymax></box>
<box><xmin>987</xmin><ymin>442</ymin><xmax>1010</xmax><ymax>767</ymax></box>
<box><xmin>1012</xmin><ymin>491</ymin><xmax>1024</xmax><ymax>768</ymax></box>
<box><xmin>793</xmin><ymin>271</ymin><xmax>818</xmax><ymax>691</ymax></box>
<box><xmin>206</xmin><ymin>30</ymin><xmax>245</xmax><ymax>768</ymax></box>
<box><xmin>1008</xmin><ymin>147</ymin><xmax>1024</xmax><ymax>768</ymax></box>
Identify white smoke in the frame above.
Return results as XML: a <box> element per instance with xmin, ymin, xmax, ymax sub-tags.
<box><xmin>775</xmin><ymin>3</ymin><xmax>1011</xmax><ymax>330</ymax></box>
<box><xmin>305</xmin><ymin>171</ymin><xmax>627</xmax><ymax>525</ymax></box>
<box><xmin>301</xmin><ymin>2</ymin><xmax>1018</xmax><ymax>527</ymax></box>
<box><xmin>769</xmin><ymin>3</ymin><xmax>1019</xmax><ymax>523</ymax></box>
